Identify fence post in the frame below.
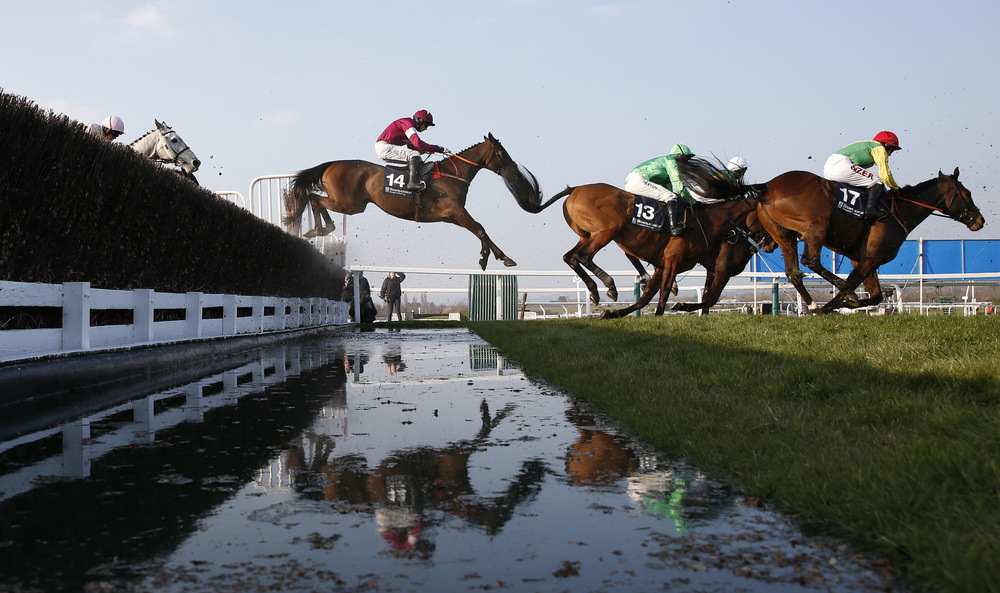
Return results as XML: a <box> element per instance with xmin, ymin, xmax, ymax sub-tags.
<box><xmin>496</xmin><ymin>279</ymin><xmax>504</xmax><ymax>320</ymax></box>
<box><xmin>771</xmin><ymin>280</ymin><xmax>779</xmax><ymax>316</ymax></box>
<box><xmin>62</xmin><ymin>282</ymin><xmax>91</xmax><ymax>351</ymax></box>
<box><xmin>186</xmin><ymin>292</ymin><xmax>204</xmax><ymax>338</ymax></box>
<box><xmin>134</xmin><ymin>288</ymin><xmax>154</xmax><ymax>343</ymax></box>
<box><xmin>223</xmin><ymin>294</ymin><xmax>237</xmax><ymax>335</ymax></box>
<box><xmin>634</xmin><ymin>279</ymin><xmax>642</xmax><ymax>317</ymax></box>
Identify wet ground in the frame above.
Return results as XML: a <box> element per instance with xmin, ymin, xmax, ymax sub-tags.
<box><xmin>0</xmin><ymin>328</ymin><xmax>904</xmax><ymax>592</ymax></box>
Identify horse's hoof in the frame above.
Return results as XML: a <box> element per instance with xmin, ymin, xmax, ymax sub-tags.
<box><xmin>607</xmin><ymin>288</ymin><xmax>618</xmax><ymax>302</ymax></box>
<box><xmin>319</xmin><ymin>224</ymin><xmax>336</xmax><ymax>236</ymax></box>
<box><xmin>302</xmin><ymin>228</ymin><xmax>319</xmax><ymax>239</ymax></box>
<box><xmin>670</xmin><ymin>281</ymin><xmax>679</xmax><ymax>296</ymax></box>
<box><xmin>479</xmin><ymin>259</ymin><xmax>488</xmax><ymax>271</ymax></box>
<box><xmin>842</xmin><ymin>294</ymin><xmax>860</xmax><ymax>308</ymax></box>
<box><xmin>502</xmin><ymin>257</ymin><xmax>517</xmax><ymax>267</ymax></box>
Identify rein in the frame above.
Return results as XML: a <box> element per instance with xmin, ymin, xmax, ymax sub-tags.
<box><xmin>433</xmin><ymin>153</ymin><xmax>483</xmax><ymax>185</ymax></box>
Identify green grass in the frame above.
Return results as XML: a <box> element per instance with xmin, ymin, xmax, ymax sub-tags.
<box><xmin>469</xmin><ymin>314</ymin><xmax>1000</xmax><ymax>593</ymax></box>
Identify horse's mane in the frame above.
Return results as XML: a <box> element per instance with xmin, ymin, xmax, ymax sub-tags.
<box><xmin>677</xmin><ymin>155</ymin><xmax>756</xmax><ymax>202</ymax></box>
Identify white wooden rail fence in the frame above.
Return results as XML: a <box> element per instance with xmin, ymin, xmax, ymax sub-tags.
<box><xmin>0</xmin><ymin>280</ymin><xmax>349</xmax><ymax>364</ymax></box>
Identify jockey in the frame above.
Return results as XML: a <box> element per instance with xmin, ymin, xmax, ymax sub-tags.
<box><xmin>83</xmin><ymin>115</ymin><xmax>125</xmax><ymax>141</ymax></box>
<box><xmin>823</xmin><ymin>131</ymin><xmax>901</xmax><ymax>221</ymax></box>
<box><xmin>375</xmin><ymin>110</ymin><xmax>450</xmax><ymax>190</ymax></box>
<box><xmin>624</xmin><ymin>143</ymin><xmax>695</xmax><ymax>236</ymax></box>
<box><xmin>727</xmin><ymin>156</ymin><xmax>748</xmax><ymax>179</ymax></box>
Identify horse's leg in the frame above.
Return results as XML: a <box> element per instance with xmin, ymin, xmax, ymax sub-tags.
<box><xmin>653</xmin><ymin>255</ymin><xmax>684</xmax><ymax>315</ymax></box>
<box><xmin>820</xmin><ymin>261</ymin><xmax>880</xmax><ymax>314</ymax></box>
<box><xmin>302</xmin><ymin>194</ymin><xmax>335</xmax><ymax>238</ymax></box>
<box><xmin>563</xmin><ymin>238</ymin><xmax>603</xmax><ymax>306</ymax></box>
<box><xmin>448</xmin><ymin>209</ymin><xmax>516</xmax><ymax>270</ymax></box>
<box><xmin>600</xmin><ymin>268</ymin><xmax>664</xmax><ymax>319</ymax></box>
<box><xmin>758</xmin><ymin>209</ymin><xmax>819</xmax><ymax>313</ymax></box>
<box><xmin>582</xmin><ymin>259</ymin><xmax>619</xmax><ymax>302</ymax></box>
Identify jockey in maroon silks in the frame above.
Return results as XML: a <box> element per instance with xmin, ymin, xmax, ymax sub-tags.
<box><xmin>375</xmin><ymin>110</ymin><xmax>450</xmax><ymax>190</ymax></box>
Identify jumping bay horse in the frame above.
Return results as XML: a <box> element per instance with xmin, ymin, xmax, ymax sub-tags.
<box><xmin>527</xmin><ymin>183</ymin><xmax>759</xmax><ymax>317</ymax></box>
<box><xmin>680</xmin><ymin>158</ymin><xmax>985</xmax><ymax>313</ymax></box>
<box><xmin>284</xmin><ymin>134</ymin><xmax>542</xmax><ymax>270</ymax></box>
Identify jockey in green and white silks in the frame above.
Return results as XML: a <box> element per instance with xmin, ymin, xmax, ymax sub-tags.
<box><xmin>823</xmin><ymin>131</ymin><xmax>901</xmax><ymax>220</ymax></box>
<box><xmin>624</xmin><ymin>143</ymin><xmax>695</xmax><ymax>236</ymax></box>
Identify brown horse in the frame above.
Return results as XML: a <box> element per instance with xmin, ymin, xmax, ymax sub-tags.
<box><xmin>284</xmin><ymin>134</ymin><xmax>542</xmax><ymax>270</ymax></box>
<box><xmin>670</xmin><ymin>212</ymin><xmax>778</xmax><ymax>314</ymax></box>
<box><xmin>529</xmin><ymin>183</ymin><xmax>758</xmax><ymax>317</ymax></box>
<box><xmin>680</xmin><ymin>159</ymin><xmax>985</xmax><ymax>313</ymax></box>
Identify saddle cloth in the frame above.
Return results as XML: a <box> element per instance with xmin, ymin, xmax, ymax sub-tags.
<box><xmin>630</xmin><ymin>195</ymin><xmax>667</xmax><ymax>231</ymax></box>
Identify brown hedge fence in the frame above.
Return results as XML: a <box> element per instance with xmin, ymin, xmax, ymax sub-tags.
<box><xmin>0</xmin><ymin>89</ymin><xmax>343</xmax><ymax>300</ymax></box>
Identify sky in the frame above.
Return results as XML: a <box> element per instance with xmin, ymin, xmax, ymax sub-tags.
<box><xmin>3</xmin><ymin>0</ymin><xmax>998</xmax><ymax>299</ymax></box>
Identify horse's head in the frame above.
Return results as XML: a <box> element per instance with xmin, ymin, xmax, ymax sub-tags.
<box><xmin>153</xmin><ymin>120</ymin><xmax>201</xmax><ymax>174</ymax></box>
<box><xmin>937</xmin><ymin>168</ymin><xmax>984</xmax><ymax>231</ymax></box>
<box><xmin>472</xmin><ymin>133</ymin><xmax>544</xmax><ymax>212</ymax></box>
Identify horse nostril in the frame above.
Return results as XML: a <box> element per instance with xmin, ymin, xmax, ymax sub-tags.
<box><xmin>192</xmin><ymin>160</ymin><xmax>201</xmax><ymax>170</ymax></box>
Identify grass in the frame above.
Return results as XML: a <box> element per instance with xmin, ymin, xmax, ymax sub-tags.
<box><xmin>467</xmin><ymin>314</ymin><xmax>1000</xmax><ymax>593</ymax></box>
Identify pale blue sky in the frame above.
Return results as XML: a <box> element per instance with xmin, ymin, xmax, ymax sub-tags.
<box><xmin>3</xmin><ymin>0</ymin><xmax>998</xmax><ymax>277</ymax></box>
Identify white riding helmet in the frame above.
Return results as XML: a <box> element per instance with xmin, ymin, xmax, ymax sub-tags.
<box><xmin>101</xmin><ymin>115</ymin><xmax>125</xmax><ymax>134</ymax></box>
<box><xmin>726</xmin><ymin>156</ymin><xmax>748</xmax><ymax>172</ymax></box>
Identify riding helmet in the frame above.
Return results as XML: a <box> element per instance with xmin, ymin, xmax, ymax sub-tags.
<box><xmin>873</xmin><ymin>131</ymin><xmax>900</xmax><ymax>150</ymax></box>
<box><xmin>669</xmin><ymin>143</ymin><xmax>692</xmax><ymax>156</ymax></box>
<box><xmin>413</xmin><ymin>110</ymin><xmax>435</xmax><ymax>126</ymax></box>
<box><xmin>101</xmin><ymin>115</ymin><xmax>125</xmax><ymax>134</ymax></box>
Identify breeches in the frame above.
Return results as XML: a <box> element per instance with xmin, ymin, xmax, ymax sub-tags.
<box><xmin>823</xmin><ymin>154</ymin><xmax>878</xmax><ymax>188</ymax></box>
<box><xmin>623</xmin><ymin>172</ymin><xmax>678</xmax><ymax>203</ymax></box>
<box><xmin>375</xmin><ymin>141</ymin><xmax>419</xmax><ymax>163</ymax></box>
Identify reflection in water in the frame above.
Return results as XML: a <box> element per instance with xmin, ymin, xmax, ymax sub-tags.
<box><xmin>0</xmin><ymin>329</ymin><xmax>904</xmax><ymax>593</ymax></box>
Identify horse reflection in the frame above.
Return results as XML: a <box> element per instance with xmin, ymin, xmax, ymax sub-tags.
<box><xmin>295</xmin><ymin>400</ymin><xmax>545</xmax><ymax>557</ymax></box>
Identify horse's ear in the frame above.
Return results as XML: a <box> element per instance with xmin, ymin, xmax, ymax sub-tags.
<box><xmin>155</xmin><ymin>119</ymin><xmax>163</xmax><ymax>128</ymax></box>
<box><xmin>953</xmin><ymin>167</ymin><xmax>960</xmax><ymax>180</ymax></box>
<box><xmin>487</xmin><ymin>132</ymin><xmax>497</xmax><ymax>142</ymax></box>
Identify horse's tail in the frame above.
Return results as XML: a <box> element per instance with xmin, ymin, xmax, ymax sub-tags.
<box><xmin>677</xmin><ymin>155</ymin><xmax>762</xmax><ymax>202</ymax></box>
<box><xmin>284</xmin><ymin>162</ymin><xmax>332</xmax><ymax>224</ymax></box>
<box><xmin>514</xmin><ymin>175</ymin><xmax>572</xmax><ymax>214</ymax></box>
<box><xmin>496</xmin><ymin>162</ymin><xmax>555</xmax><ymax>213</ymax></box>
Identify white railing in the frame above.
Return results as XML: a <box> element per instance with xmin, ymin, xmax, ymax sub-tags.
<box><xmin>0</xmin><ymin>280</ymin><xmax>350</xmax><ymax>364</ymax></box>
<box><xmin>346</xmin><ymin>266</ymin><xmax>997</xmax><ymax>319</ymax></box>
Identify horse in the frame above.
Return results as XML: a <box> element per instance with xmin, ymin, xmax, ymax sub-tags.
<box><xmin>128</xmin><ymin>120</ymin><xmax>201</xmax><ymax>182</ymax></box>
<box><xmin>527</xmin><ymin>182</ymin><xmax>758</xmax><ymax>317</ymax></box>
<box><xmin>669</xmin><ymin>212</ymin><xmax>778</xmax><ymax>314</ymax></box>
<box><xmin>284</xmin><ymin>134</ymin><xmax>542</xmax><ymax>270</ymax></box>
<box><xmin>679</xmin><ymin>159</ymin><xmax>985</xmax><ymax>313</ymax></box>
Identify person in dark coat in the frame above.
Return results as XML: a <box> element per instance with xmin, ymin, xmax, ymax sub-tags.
<box><xmin>344</xmin><ymin>272</ymin><xmax>375</xmax><ymax>323</ymax></box>
<box><xmin>379</xmin><ymin>271</ymin><xmax>406</xmax><ymax>322</ymax></box>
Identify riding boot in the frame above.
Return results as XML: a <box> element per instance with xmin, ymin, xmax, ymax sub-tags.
<box><xmin>666</xmin><ymin>199</ymin><xmax>686</xmax><ymax>236</ymax></box>
<box><xmin>864</xmin><ymin>185</ymin><xmax>886</xmax><ymax>221</ymax></box>
<box><xmin>406</xmin><ymin>156</ymin><xmax>425</xmax><ymax>191</ymax></box>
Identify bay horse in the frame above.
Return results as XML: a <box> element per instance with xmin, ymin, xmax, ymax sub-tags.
<box><xmin>284</xmin><ymin>133</ymin><xmax>542</xmax><ymax>270</ymax></box>
<box><xmin>670</xmin><ymin>213</ymin><xmax>778</xmax><ymax>314</ymax></box>
<box><xmin>128</xmin><ymin>120</ymin><xmax>201</xmax><ymax>181</ymax></box>
<box><xmin>527</xmin><ymin>183</ymin><xmax>758</xmax><ymax>317</ymax></box>
<box><xmin>680</xmin><ymin>159</ymin><xmax>985</xmax><ymax>313</ymax></box>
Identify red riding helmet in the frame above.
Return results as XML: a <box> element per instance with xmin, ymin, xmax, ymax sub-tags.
<box><xmin>873</xmin><ymin>131</ymin><xmax>901</xmax><ymax>150</ymax></box>
<box><xmin>413</xmin><ymin>109</ymin><xmax>435</xmax><ymax>126</ymax></box>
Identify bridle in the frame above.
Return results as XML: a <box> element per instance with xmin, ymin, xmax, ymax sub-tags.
<box><xmin>896</xmin><ymin>178</ymin><xmax>980</xmax><ymax>228</ymax></box>
<box><xmin>156</xmin><ymin>130</ymin><xmax>197</xmax><ymax>168</ymax></box>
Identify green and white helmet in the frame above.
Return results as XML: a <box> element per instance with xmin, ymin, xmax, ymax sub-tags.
<box><xmin>669</xmin><ymin>143</ymin><xmax>692</xmax><ymax>156</ymax></box>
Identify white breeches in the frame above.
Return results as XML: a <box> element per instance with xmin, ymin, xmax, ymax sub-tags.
<box><xmin>375</xmin><ymin>141</ymin><xmax>419</xmax><ymax>163</ymax></box>
<box><xmin>624</xmin><ymin>172</ymin><xmax>677</xmax><ymax>203</ymax></box>
<box><xmin>823</xmin><ymin>153</ymin><xmax>879</xmax><ymax>188</ymax></box>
